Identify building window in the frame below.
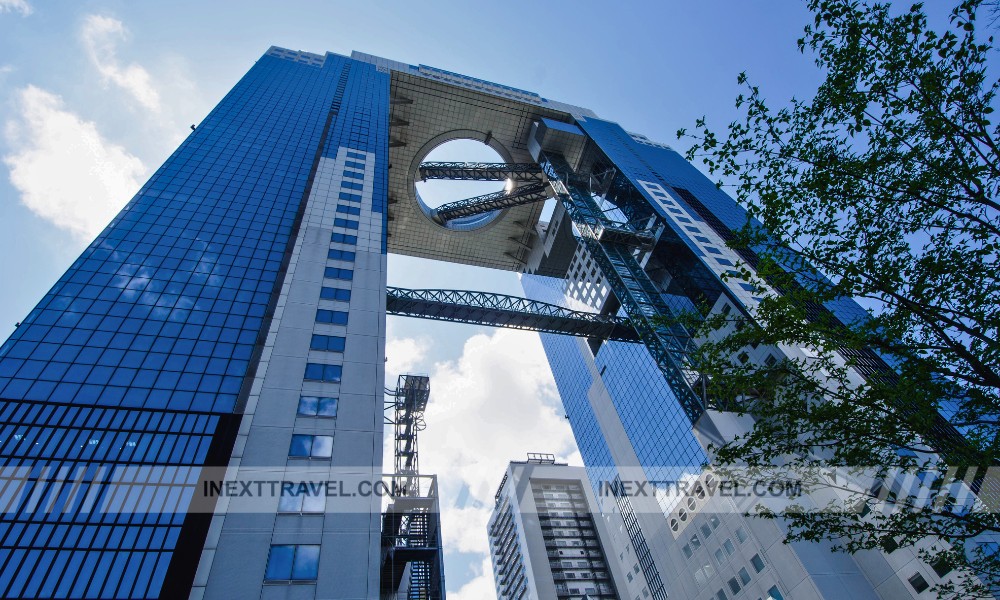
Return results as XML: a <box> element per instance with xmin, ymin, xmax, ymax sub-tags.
<box><xmin>700</xmin><ymin>523</ymin><xmax>713</xmax><ymax>539</ymax></box>
<box><xmin>341</xmin><ymin>181</ymin><xmax>363</xmax><ymax>191</ymax></box>
<box><xmin>289</xmin><ymin>434</ymin><xmax>333</xmax><ymax>458</ymax></box>
<box><xmin>338</xmin><ymin>192</ymin><xmax>362</xmax><ymax>203</ymax></box>
<box><xmin>346</xmin><ymin>151</ymin><xmax>366</xmax><ymax>161</ymax></box>
<box><xmin>931</xmin><ymin>556</ymin><xmax>953</xmax><ymax>577</ymax></box>
<box><xmin>342</xmin><ymin>170</ymin><xmax>364</xmax><ymax>180</ymax></box>
<box><xmin>727</xmin><ymin>577</ymin><xmax>741</xmax><ymax>594</ymax></box>
<box><xmin>715</xmin><ymin>589</ymin><xmax>728</xmax><ymax>600</ymax></box>
<box><xmin>334</xmin><ymin>218</ymin><xmax>359</xmax><ymax>230</ymax></box>
<box><xmin>264</xmin><ymin>544</ymin><xmax>320</xmax><ymax>581</ymax></box>
<box><xmin>716</xmin><ymin>258</ymin><xmax>734</xmax><ymax>266</ymax></box>
<box><xmin>723</xmin><ymin>539</ymin><xmax>736</xmax><ymax>555</ymax></box>
<box><xmin>316</xmin><ymin>309</ymin><xmax>348</xmax><ymax>325</ymax></box>
<box><xmin>765</xmin><ymin>586</ymin><xmax>784</xmax><ymax>600</ymax></box>
<box><xmin>298</xmin><ymin>395</ymin><xmax>338</xmax><ymax>417</ymax></box>
<box><xmin>310</xmin><ymin>334</ymin><xmax>345</xmax><ymax>352</ymax></box>
<box><xmin>738</xmin><ymin>567</ymin><xmax>751</xmax><ymax>585</ymax></box>
<box><xmin>345</xmin><ymin>161</ymin><xmax>365</xmax><ymax>170</ymax></box>
<box><xmin>330</xmin><ymin>232</ymin><xmax>357</xmax><ymax>245</ymax></box>
<box><xmin>278</xmin><ymin>486</ymin><xmax>326</xmax><ymax>513</ymax></box>
<box><xmin>320</xmin><ymin>287</ymin><xmax>351</xmax><ymax>301</ymax></box>
<box><xmin>908</xmin><ymin>572</ymin><xmax>930</xmax><ymax>592</ymax></box>
<box><xmin>303</xmin><ymin>363</ymin><xmax>342</xmax><ymax>383</ymax></box>
<box><xmin>324</xmin><ymin>267</ymin><xmax>353</xmax><ymax>281</ymax></box>
<box><xmin>735</xmin><ymin>527</ymin><xmax>748</xmax><ymax>543</ymax></box>
<box><xmin>750</xmin><ymin>553</ymin><xmax>765</xmax><ymax>573</ymax></box>
<box><xmin>327</xmin><ymin>249</ymin><xmax>356</xmax><ymax>262</ymax></box>
<box><xmin>336</xmin><ymin>204</ymin><xmax>361</xmax><ymax>216</ymax></box>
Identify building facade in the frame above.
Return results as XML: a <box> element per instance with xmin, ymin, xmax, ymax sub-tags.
<box><xmin>0</xmin><ymin>44</ymin><xmax>970</xmax><ymax>599</ymax></box>
<box><xmin>488</xmin><ymin>456</ymin><xmax>631</xmax><ymax>600</ymax></box>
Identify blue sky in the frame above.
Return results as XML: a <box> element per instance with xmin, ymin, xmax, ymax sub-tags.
<box><xmin>0</xmin><ymin>1</ymin><xmax>821</xmax><ymax>596</ymax></box>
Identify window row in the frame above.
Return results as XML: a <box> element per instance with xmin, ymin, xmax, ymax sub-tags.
<box><xmin>0</xmin><ymin>425</ymin><xmax>213</xmax><ymax>464</ymax></box>
<box><xmin>334</xmin><ymin>218</ymin><xmax>359</xmax><ymax>230</ymax></box>
<box><xmin>0</xmin><ymin>402</ymin><xmax>218</xmax><ymax>434</ymax></box>
<box><xmin>0</xmin><ymin>522</ymin><xmax>180</xmax><ymax>552</ymax></box>
<box><xmin>0</xmin><ymin>547</ymin><xmax>172</xmax><ymax>599</ymax></box>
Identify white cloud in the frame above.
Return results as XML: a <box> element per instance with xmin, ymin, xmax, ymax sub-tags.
<box><xmin>0</xmin><ymin>0</ymin><xmax>32</xmax><ymax>16</ymax></box>
<box><xmin>383</xmin><ymin>326</ymin><xmax>580</xmax><ymax>593</ymax></box>
<box><xmin>448</xmin><ymin>555</ymin><xmax>498</xmax><ymax>600</ymax></box>
<box><xmin>385</xmin><ymin>334</ymin><xmax>430</xmax><ymax>381</ymax></box>
<box><xmin>3</xmin><ymin>86</ymin><xmax>146</xmax><ymax>239</ymax></box>
<box><xmin>79</xmin><ymin>15</ymin><xmax>161</xmax><ymax>113</ymax></box>
<box><xmin>419</xmin><ymin>330</ymin><xmax>578</xmax><ymax>551</ymax></box>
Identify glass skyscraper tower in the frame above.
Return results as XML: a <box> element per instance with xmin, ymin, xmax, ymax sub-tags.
<box><xmin>0</xmin><ymin>46</ymin><xmax>967</xmax><ymax>599</ymax></box>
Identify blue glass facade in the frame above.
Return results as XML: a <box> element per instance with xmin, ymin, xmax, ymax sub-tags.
<box><xmin>0</xmin><ymin>49</ymin><xmax>388</xmax><ymax>599</ymax></box>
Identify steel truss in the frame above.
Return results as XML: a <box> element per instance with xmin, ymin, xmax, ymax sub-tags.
<box><xmin>386</xmin><ymin>287</ymin><xmax>640</xmax><ymax>342</ymax></box>
<box><xmin>539</xmin><ymin>152</ymin><xmax>706</xmax><ymax>422</ymax></box>
<box><xmin>430</xmin><ymin>181</ymin><xmax>550</xmax><ymax>223</ymax></box>
<box><xmin>418</xmin><ymin>162</ymin><xmax>543</xmax><ymax>181</ymax></box>
<box><xmin>381</xmin><ymin>375</ymin><xmax>445</xmax><ymax>600</ymax></box>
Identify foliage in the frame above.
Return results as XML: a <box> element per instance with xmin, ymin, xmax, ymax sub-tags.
<box><xmin>676</xmin><ymin>0</ymin><xmax>1000</xmax><ymax>596</ymax></box>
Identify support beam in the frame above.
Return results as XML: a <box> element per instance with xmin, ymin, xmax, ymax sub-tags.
<box><xmin>430</xmin><ymin>181</ymin><xmax>549</xmax><ymax>224</ymax></box>
<box><xmin>386</xmin><ymin>287</ymin><xmax>640</xmax><ymax>342</ymax></box>
<box><xmin>539</xmin><ymin>152</ymin><xmax>706</xmax><ymax>422</ymax></box>
<box><xmin>418</xmin><ymin>162</ymin><xmax>543</xmax><ymax>182</ymax></box>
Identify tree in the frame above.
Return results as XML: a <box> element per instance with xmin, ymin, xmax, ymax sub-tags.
<box><xmin>676</xmin><ymin>0</ymin><xmax>1000</xmax><ymax>596</ymax></box>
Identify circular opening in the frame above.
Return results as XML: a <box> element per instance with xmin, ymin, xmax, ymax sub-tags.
<box><xmin>414</xmin><ymin>139</ymin><xmax>508</xmax><ymax>230</ymax></box>
<box><xmin>669</xmin><ymin>519</ymin><xmax>679</xmax><ymax>532</ymax></box>
<box><xmin>686</xmin><ymin>496</ymin><xmax>697</xmax><ymax>510</ymax></box>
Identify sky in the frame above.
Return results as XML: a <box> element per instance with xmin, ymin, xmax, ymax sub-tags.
<box><xmin>0</xmin><ymin>0</ymin><xmax>824</xmax><ymax>596</ymax></box>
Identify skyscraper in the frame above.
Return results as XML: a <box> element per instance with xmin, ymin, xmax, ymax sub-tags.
<box><xmin>488</xmin><ymin>455</ymin><xmax>630</xmax><ymax>600</ymax></box>
<box><xmin>0</xmin><ymin>45</ymin><xmax>969</xmax><ymax>599</ymax></box>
